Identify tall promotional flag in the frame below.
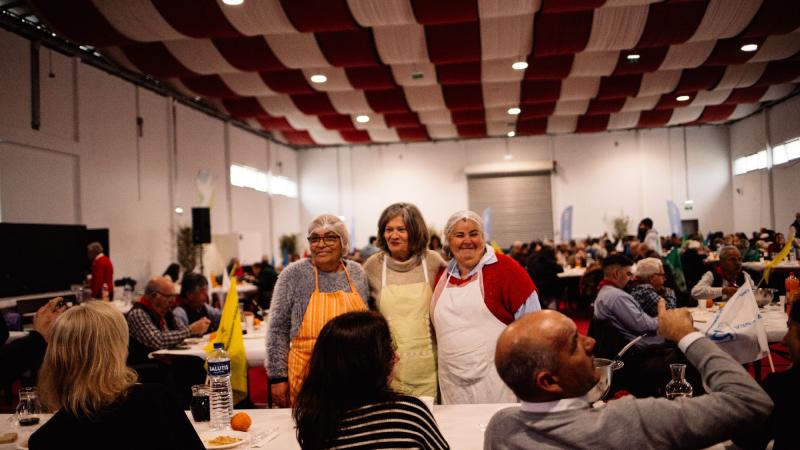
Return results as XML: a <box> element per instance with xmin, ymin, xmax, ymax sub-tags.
<box><xmin>666</xmin><ymin>201</ymin><xmax>682</xmax><ymax>237</ymax></box>
<box><xmin>482</xmin><ymin>208</ymin><xmax>492</xmax><ymax>242</ymax></box>
<box><xmin>204</xmin><ymin>277</ymin><xmax>248</xmax><ymax>404</ymax></box>
<box><xmin>560</xmin><ymin>206</ymin><xmax>573</xmax><ymax>243</ymax></box>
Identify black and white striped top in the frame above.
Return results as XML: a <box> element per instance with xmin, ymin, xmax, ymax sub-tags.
<box><xmin>328</xmin><ymin>395</ymin><xmax>450</xmax><ymax>449</ymax></box>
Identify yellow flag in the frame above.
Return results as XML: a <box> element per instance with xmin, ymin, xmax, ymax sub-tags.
<box><xmin>490</xmin><ymin>240</ymin><xmax>505</xmax><ymax>255</ymax></box>
<box><xmin>761</xmin><ymin>231</ymin><xmax>796</xmax><ymax>284</ymax></box>
<box><xmin>204</xmin><ymin>277</ymin><xmax>248</xmax><ymax>404</ymax></box>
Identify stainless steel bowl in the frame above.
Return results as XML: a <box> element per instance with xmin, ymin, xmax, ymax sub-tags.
<box><xmin>753</xmin><ymin>288</ymin><xmax>777</xmax><ymax>307</ymax></box>
<box><xmin>587</xmin><ymin>358</ymin><xmax>624</xmax><ymax>403</ymax></box>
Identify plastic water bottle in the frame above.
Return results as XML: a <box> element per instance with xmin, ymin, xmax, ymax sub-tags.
<box><xmin>208</xmin><ymin>343</ymin><xmax>233</xmax><ymax>430</ymax></box>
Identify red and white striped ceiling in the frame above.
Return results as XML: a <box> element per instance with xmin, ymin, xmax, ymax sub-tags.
<box><xmin>30</xmin><ymin>0</ymin><xmax>800</xmax><ymax>147</ymax></box>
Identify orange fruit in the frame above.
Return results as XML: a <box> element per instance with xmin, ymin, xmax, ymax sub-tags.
<box><xmin>231</xmin><ymin>412</ymin><xmax>252</xmax><ymax>432</ymax></box>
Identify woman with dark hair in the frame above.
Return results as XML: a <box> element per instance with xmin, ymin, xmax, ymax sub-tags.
<box><xmin>293</xmin><ymin>311</ymin><xmax>448</xmax><ymax>449</ymax></box>
<box><xmin>363</xmin><ymin>203</ymin><xmax>445</xmax><ymax>399</ymax></box>
<box><xmin>162</xmin><ymin>263</ymin><xmax>181</xmax><ymax>283</ymax></box>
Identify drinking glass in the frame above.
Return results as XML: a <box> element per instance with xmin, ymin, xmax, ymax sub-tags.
<box><xmin>190</xmin><ymin>385</ymin><xmax>211</xmax><ymax>422</ymax></box>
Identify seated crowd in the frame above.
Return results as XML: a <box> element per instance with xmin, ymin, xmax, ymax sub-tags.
<box><xmin>1</xmin><ymin>209</ymin><xmax>798</xmax><ymax>449</ymax></box>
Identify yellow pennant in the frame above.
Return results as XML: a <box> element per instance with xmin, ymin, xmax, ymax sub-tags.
<box><xmin>761</xmin><ymin>231</ymin><xmax>796</xmax><ymax>284</ymax></box>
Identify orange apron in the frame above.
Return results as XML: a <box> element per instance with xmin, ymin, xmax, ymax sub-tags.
<box><xmin>287</xmin><ymin>263</ymin><xmax>367</xmax><ymax>402</ymax></box>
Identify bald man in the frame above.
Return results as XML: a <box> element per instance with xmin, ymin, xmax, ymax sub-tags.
<box><xmin>484</xmin><ymin>301</ymin><xmax>772</xmax><ymax>449</ymax></box>
<box><xmin>126</xmin><ymin>276</ymin><xmax>210</xmax><ymax>366</ymax></box>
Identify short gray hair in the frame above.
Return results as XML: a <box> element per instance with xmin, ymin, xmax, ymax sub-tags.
<box><xmin>87</xmin><ymin>242</ymin><xmax>103</xmax><ymax>254</ymax></box>
<box><xmin>635</xmin><ymin>257</ymin><xmax>663</xmax><ymax>279</ymax></box>
<box><xmin>443</xmin><ymin>210</ymin><xmax>484</xmax><ymax>256</ymax></box>
<box><xmin>307</xmin><ymin>214</ymin><xmax>350</xmax><ymax>250</ymax></box>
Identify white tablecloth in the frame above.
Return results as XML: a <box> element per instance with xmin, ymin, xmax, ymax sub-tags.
<box><xmin>557</xmin><ymin>267</ymin><xmax>586</xmax><ymax>278</ymax></box>
<box><xmin>742</xmin><ymin>261</ymin><xmax>800</xmax><ymax>272</ymax></box>
<box><xmin>150</xmin><ymin>326</ymin><xmax>267</xmax><ymax>368</ymax></box>
<box><xmin>691</xmin><ymin>306</ymin><xmax>788</xmax><ymax>343</ymax></box>
<box><xmin>0</xmin><ymin>405</ymin><xmax>743</xmax><ymax>449</ymax></box>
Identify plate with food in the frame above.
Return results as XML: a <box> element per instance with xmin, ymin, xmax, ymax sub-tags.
<box><xmin>183</xmin><ymin>337</ymin><xmax>204</xmax><ymax>345</ymax></box>
<box><xmin>199</xmin><ymin>430</ymin><xmax>249</xmax><ymax>449</ymax></box>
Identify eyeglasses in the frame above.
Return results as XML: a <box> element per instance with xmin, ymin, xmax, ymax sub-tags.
<box><xmin>307</xmin><ymin>235</ymin><xmax>339</xmax><ymax>246</ymax></box>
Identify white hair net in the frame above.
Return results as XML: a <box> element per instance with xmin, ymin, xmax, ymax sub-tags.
<box><xmin>635</xmin><ymin>257</ymin><xmax>663</xmax><ymax>279</ymax></box>
<box><xmin>442</xmin><ymin>210</ymin><xmax>485</xmax><ymax>256</ymax></box>
<box><xmin>307</xmin><ymin>214</ymin><xmax>350</xmax><ymax>250</ymax></box>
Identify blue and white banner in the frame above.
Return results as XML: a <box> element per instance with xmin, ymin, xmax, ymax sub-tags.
<box><xmin>560</xmin><ymin>206</ymin><xmax>573</xmax><ymax>243</ymax></box>
<box><xmin>666</xmin><ymin>201</ymin><xmax>682</xmax><ymax>236</ymax></box>
<box><xmin>482</xmin><ymin>208</ymin><xmax>492</xmax><ymax>241</ymax></box>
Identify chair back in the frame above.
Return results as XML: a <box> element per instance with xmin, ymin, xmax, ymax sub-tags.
<box><xmin>587</xmin><ymin>317</ymin><xmax>630</xmax><ymax>360</ymax></box>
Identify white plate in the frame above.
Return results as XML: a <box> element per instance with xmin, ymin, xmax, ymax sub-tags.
<box><xmin>200</xmin><ymin>430</ymin><xmax>249</xmax><ymax>449</ymax></box>
<box><xmin>184</xmin><ymin>337</ymin><xmax>204</xmax><ymax>345</ymax></box>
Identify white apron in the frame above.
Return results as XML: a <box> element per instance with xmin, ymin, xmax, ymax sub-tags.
<box><xmin>379</xmin><ymin>257</ymin><xmax>437</xmax><ymax>398</ymax></box>
<box><xmin>432</xmin><ymin>270</ymin><xmax>517</xmax><ymax>404</ymax></box>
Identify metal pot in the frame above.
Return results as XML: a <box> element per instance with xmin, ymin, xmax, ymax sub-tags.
<box><xmin>587</xmin><ymin>358</ymin><xmax>624</xmax><ymax>403</ymax></box>
<box><xmin>753</xmin><ymin>288</ymin><xmax>777</xmax><ymax>307</ymax></box>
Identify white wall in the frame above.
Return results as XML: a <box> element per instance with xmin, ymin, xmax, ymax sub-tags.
<box><xmin>729</xmin><ymin>95</ymin><xmax>800</xmax><ymax>234</ymax></box>
<box><xmin>0</xmin><ymin>29</ymin><xmax>300</xmax><ymax>288</ymax></box>
<box><xmin>299</xmin><ymin>125</ymin><xmax>734</xmax><ymax>250</ymax></box>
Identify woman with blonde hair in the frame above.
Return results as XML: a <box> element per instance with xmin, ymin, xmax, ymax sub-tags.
<box><xmin>364</xmin><ymin>202</ymin><xmax>445</xmax><ymax>399</ymax></box>
<box><xmin>29</xmin><ymin>301</ymin><xmax>203</xmax><ymax>449</ymax></box>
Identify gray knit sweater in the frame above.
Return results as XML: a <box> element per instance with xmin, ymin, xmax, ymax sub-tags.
<box><xmin>483</xmin><ymin>337</ymin><xmax>773</xmax><ymax>449</ymax></box>
<box><xmin>265</xmin><ymin>258</ymin><xmax>369</xmax><ymax>378</ymax></box>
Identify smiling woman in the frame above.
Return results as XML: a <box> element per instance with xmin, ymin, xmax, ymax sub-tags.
<box><xmin>431</xmin><ymin>210</ymin><xmax>542</xmax><ymax>404</ymax></box>
<box><xmin>363</xmin><ymin>203</ymin><xmax>446</xmax><ymax>399</ymax></box>
<box><xmin>266</xmin><ymin>215</ymin><xmax>369</xmax><ymax>407</ymax></box>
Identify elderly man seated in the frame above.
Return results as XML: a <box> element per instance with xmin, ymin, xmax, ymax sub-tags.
<box><xmin>484</xmin><ymin>301</ymin><xmax>772</xmax><ymax>449</ymax></box>
<box><xmin>126</xmin><ymin>276</ymin><xmax>210</xmax><ymax>366</ymax></box>
<box><xmin>593</xmin><ymin>254</ymin><xmax>698</xmax><ymax>396</ymax></box>
<box><xmin>173</xmin><ymin>272</ymin><xmax>220</xmax><ymax>332</ymax></box>
<box><xmin>691</xmin><ymin>245</ymin><xmax>754</xmax><ymax>303</ymax></box>
<box><xmin>628</xmin><ymin>257</ymin><xmax>677</xmax><ymax>317</ymax></box>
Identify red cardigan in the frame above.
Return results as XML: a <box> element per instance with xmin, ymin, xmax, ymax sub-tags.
<box><xmin>435</xmin><ymin>252</ymin><xmax>536</xmax><ymax>325</ymax></box>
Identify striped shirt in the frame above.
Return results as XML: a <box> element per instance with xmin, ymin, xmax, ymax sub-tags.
<box><xmin>328</xmin><ymin>396</ymin><xmax>449</xmax><ymax>449</ymax></box>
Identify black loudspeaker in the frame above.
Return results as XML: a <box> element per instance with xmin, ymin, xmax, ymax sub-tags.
<box><xmin>192</xmin><ymin>208</ymin><xmax>211</xmax><ymax>244</ymax></box>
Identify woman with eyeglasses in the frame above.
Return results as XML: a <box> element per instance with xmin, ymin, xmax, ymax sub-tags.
<box><xmin>266</xmin><ymin>215</ymin><xmax>369</xmax><ymax>407</ymax></box>
<box><xmin>629</xmin><ymin>257</ymin><xmax>677</xmax><ymax>317</ymax></box>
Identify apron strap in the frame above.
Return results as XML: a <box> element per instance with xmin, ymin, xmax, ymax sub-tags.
<box><xmin>341</xmin><ymin>261</ymin><xmax>359</xmax><ymax>294</ymax></box>
<box><xmin>314</xmin><ymin>260</ymin><xmax>358</xmax><ymax>294</ymax></box>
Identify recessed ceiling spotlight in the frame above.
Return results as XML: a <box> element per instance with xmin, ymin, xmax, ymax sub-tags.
<box><xmin>310</xmin><ymin>74</ymin><xmax>327</xmax><ymax>84</ymax></box>
<box><xmin>504</xmin><ymin>154</ymin><xmax>513</xmax><ymax>160</ymax></box>
<box><xmin>676</xmin><ymin>95</ymin><xmax>690</xmax><ymax>102</ymax></box>
<box><xmin>174</xmin><ymin>207</ymin><xmax>184</xmax><ymax>214</ymax></box>
<box><xmin>626</xmin><ymin>54</ymin><xmax>641</xmax><ymax>61</ymax></box>
<box><xmin>511</xmin><ymin>61</ymin><xmax>528</xmax><ymax>70</ymax></box>
<box><xmin>507</xmin><ymin>107</ymin><xmax>521</xmax><ymax>115</ymax></box>
<box><xmin>740</xmin><ymin>43</ymin><xmax>758</xmax><ymax>52</ymax></box>
<box><xmin>356</xmin><ymin>115</ymin><xmax>370</xmax><ymax>123</ymax></box>
<box><xmin>222</xmin><ymin>0</ymin><xmax>244</xmax><ymax>5</ymax></box>
<box><xmin>507</xmin><ymin>131</ymin><xmax>516</xmax><ymax>137</ymax></box>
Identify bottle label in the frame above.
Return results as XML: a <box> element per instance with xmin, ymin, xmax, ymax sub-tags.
<box><xmin>208</xmin><ymin>360</ymin><xmax>230</xmax><ymax>376</ymax></box>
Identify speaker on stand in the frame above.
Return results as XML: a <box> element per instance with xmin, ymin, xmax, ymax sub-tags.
<box><xmin>192</xmin><ymin>207</ymin><xmax>211</xmax><ymax>276</ymax></box>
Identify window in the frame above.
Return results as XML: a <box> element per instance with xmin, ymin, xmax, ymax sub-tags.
<box><xmin>732</xmin><ymin>138</ymin><xmax>800</xmax><ymax>176</ymax></box>
<box><xmin>230</xmin><ymin>164</ymin><xmax>298</xmax><ymax>198</ymax></box>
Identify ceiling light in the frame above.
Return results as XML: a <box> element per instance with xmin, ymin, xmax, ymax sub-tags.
<box><xmin>356</xmin><ymin>115</ymin><xmax>370</xmax><ymax>123</ymax></box>
<box><xmin>310</xmin><ymin>74</ymin><xmax>327</xmax><ymax>84</ymax></box>
<box><xmin>740</xmin><ymin>43</ymin><xmax>758</xmax><ymax>52</ymax></box>
<box><xmin>507</xmin><ymin>107</ymin><xmax>521</xmax><ymax>115</ymax></box>
<box><xmin>174</xmin><ymin>207</ymin><xmax>184</xmax><ymax>214</ymax></box>
<box><xmin>504</xmin><ymin>154</ymin><xmax>513</xmax><ymax>160</ymax></box>
<box><xmin>511</xmin><ymin>61</ymin><xmax>528</xmax><ymax>70</ymax></box>
<box><xmin>222</xmin><ymin>0</ymin><xmax>244</xmax><ymax>5</ymax></box>
<box><xmin>676</xmin><ymin>95</ymin><xmax>690</xmax><ymax>102</ymax></box>
<box><xmin>507</xmin><ymin>131</ymin><xmax>516</xmax><ymax>137</ymax></box>
<box><xmin>626</xmin><ymin>54</ymin><xmax>640</xmax><ymax>61</ymax></box>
